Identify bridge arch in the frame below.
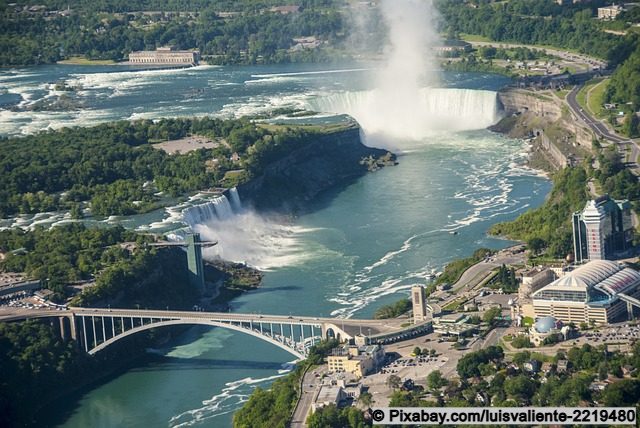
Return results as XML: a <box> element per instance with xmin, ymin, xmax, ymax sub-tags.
<box><xmin>88</xmin><ymin>319</ymin><xmax>307</xmax><ymax>359</ymax></box>
<box><xmin>323</xmin><ymin>323</ymin><xmax>352</xmax><ymax>343</ymax></box>
<box><xmin>325</xmin><ymin>327</ymin><xmax>341</xmax><ymax>342</ymax></box>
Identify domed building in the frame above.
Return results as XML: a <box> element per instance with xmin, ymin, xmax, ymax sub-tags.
<box><xmin>531</xmin><ymin>260</ymin><xmax>640</xmax><ymax>324</ymax></box>
<box><xmin>528</xmin><ymin>316</ymin><xmax>570</xmax><ymax>346</ymax></box>
<box><xmin>535</xmin><ymin>316</ymin><xmax>560</xmax><ymax>333</ymax></box>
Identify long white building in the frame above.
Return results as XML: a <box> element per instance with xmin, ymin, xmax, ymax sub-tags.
<box><xmin>129</xmin><ymin>46</ymin><xmax>199</xmax><ymax>66</ymax></box>
<box><xmin>532</xmin><ymin>260</ymin><xmax>640</xmax><ymax>324</ymax></box>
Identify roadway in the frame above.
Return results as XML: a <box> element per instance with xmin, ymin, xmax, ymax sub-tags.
<box><xmin>567</xmin><ymin>85</ymin><xmax>629</xmax><ymax>144</ymax></box>
<box><xmin>566</xmin><ymin>85</ymin><xmax>639</xmax><ymax>171</ymax></box>
<box><xmin>451</xmin><ymin>261</ymin><xmax>499</xmax><ymax>291</ymax></box>
<box><xmin>430</xmin><ymin>247</ymin><xmax>526</xmax><ymax>309</ymax></box>
<box><xmin>291</xmin><ymin>365</ymin><xmax>326</xmax><ymax>428</ymax></box>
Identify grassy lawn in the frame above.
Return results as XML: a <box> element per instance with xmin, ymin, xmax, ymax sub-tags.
<box><xmin>443</xmin><ymin>300</ymin><xmax>462</xmax><ymax>311</ymax></box>
<box><xmin>555</xmin><ymin>90</ymin><xmax>569</xmax><ymax>100</ymax></box>
<box><xmin>576</xmin><ymin>89</ymin><xmax>587</xmax><ymax>111</ymax></box>
<box><xmin>58</xmin><ymin>56</ymin><xmax>116</xmax><ymax>65</ymax></box>
<box><xmin>586</xmin><ymin>78</ymin><xmax>609</xmax><ymax>119</ymax></box>
<box><xmin>459</xmin><ymin>34</ymin><xmax>492</xmax><ymax>42</ymax></box>
<box><xmin>591</xmin><ymin>179</ymin><xmax>604</xmax><ymax>196</ymax></box>
<box><xmin>528</xmin><ymin>92</ymin><xmax>555</xmax><ymax>102</ymax></box>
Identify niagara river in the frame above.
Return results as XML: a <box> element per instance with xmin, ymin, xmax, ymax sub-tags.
<box><xmin>1</xmin><ymin>62</ymin><xmax>552</xmax><ymax>427</ymax></box>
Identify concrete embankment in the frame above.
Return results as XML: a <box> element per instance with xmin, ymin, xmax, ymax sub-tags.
<box><xmin>492</xmin><ymin>89</ymin><xmax>595</xmax><ymax>171</ymax></box>
<box><xmin>237</xmin><ymin>125</ymin><xmax>390</xmax><ymax>212</ymax></box>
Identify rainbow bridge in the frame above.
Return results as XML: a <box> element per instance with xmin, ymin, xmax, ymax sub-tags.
<box><xmin>1</xmin><ymin>307</ymin><xmax>432</xmax><ymax>359</ymax></box>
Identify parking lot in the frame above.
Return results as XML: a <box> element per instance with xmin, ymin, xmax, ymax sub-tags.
<box><xmin>573</xmin><ymin>322</ymin><xmax>639</xmax><ymax>346</ymax></box>
<box><xmin>361</xmin><ymin>352</ymin><xmax>449</xmax><ymax>407</ymax></box>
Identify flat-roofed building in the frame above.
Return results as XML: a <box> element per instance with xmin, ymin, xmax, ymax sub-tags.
<box><xmin>129</xmin><ymin>46</ymin><xmax>199</xmax><ymax>66</ymax></box>
<box><xmin>432</xmin><ymin>40</ymin><xmax>472</xmax><ymax>54</ymax></box>
<box><xmin>532</xmin><ymin>260</ymin><xmax>640</xmax><ymax>324</ymax></box>
<box><xmin>598</xmin><ymin>5</ymin><xmax>624</xmax><ymax>19</ymax></box>
<box><xmin>326</xmin><ymin>345</ymin><xmax>385</xmax><ymax>378</ymax></box>
<box><xmin>312</xmin><ymin>385</ymin><xmax>345</xmax><ymax>412</ymax></box>
<box><xmin>520</xmin><ymin>267</ymin><xmax>555</xmax><ymax>300</ymax></box>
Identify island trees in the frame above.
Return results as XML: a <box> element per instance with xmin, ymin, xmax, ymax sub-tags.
<box><xmin>0</xmin><ymin>118</ymin><xmax>333</xmax><ymax>218</ymax></box>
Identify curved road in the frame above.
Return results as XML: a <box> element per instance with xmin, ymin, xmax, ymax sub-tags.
<box><xmin>291</xmin><ymin>366</ymin><xmax>325</xmax><ymax>428</ymax></box>
<box><xmin>567</xmin><ymin>85</ymin><xmax>627</xmax><ymax>144</ymax></box>
<box><xmin>566</xmin><ymin>85</ymin><xmax>639</xmax><ymax>170</ymax></box>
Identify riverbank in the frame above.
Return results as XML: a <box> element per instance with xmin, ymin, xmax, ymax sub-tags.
<box><xmin>56</xmin><ymin>57</ymin><xmax>117</xmax><ymax>65</ymax></box>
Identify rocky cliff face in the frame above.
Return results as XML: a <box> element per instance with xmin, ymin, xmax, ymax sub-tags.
<box><xmin>491</xmin><ymin>89</ymin><xmax>595</xmax><ymax>171</ymax></box>
<box><xmin>497</xmin><ymin>90</ymin><xmax>563</xmax><ymax>121</ymax></box>
<box><xmin>237</xmin><ymin>126</ymin><xmax>389</xmax><ymax>213</ymax></box>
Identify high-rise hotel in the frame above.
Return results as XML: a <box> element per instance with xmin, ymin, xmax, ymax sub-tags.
<box><xmin>572</xmin><ymin>195</ymin><xmax>634</xmax><ymax>263</ymax></box>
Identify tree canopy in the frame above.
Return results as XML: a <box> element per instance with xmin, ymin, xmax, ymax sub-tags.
<box><xmin>0</xmin><ymin>118</ymin><xmax>327</xmax><ymax>218</ymax></box>
<box><xmin>0</xmin><ymin>1</ymin><xmax>344</xmax><ymax>66</ymax></box>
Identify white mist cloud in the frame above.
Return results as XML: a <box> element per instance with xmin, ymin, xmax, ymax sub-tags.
<box><xmin>376</xmin><ymin>0</ymin><xmax>439</xmax><ymax>92</ymax></box>
<box><xmin>361</xmin><ymin>0</ymin><xmax>440</xmax><ymax>143</ymax></box>
<box><xmin>308</xmin><ymin>0</ymin><xmax>500</xmax><ymax>147</ymax></box>
<box><xmin>192</xmin><ymin>211</ymin><xmax>304</xmax><ymax>271</ymax></box>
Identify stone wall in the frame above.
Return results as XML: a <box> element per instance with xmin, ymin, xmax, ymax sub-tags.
<box><xmin>495</xmin><ymin>89</ymin><xmax>595</xmax><ymax>170</ymax></box>
<box><xmin>497</xmin><ymin>90</ymin><xmax>563</xmax><ymax>121</ymax></box>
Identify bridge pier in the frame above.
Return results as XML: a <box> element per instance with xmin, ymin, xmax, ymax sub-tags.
<box><xmin>628</xmin><ymin>301</ymin><xmax>638</xmax><ymax>320</ymax></box>
<box><xmin>81</xmin><ymin>316</ymin><xmax>88</xmax><ymax>352</ymax></box>
<box><xmin>59</xmin><ymin>317</ymin><xmax>67</xmax><ymax>341</ymax></box>
<box><xmin>69</xmin><ymin>314</ymin><xmax>78</xmax><ymax>341</ymax></box>
<box><xmin>50</xmin><ymin>316</ymin><xmax>62</xmax><ymax>338</ymax></box>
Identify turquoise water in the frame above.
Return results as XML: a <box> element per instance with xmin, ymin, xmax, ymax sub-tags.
<box><xmin>2</xmin><ymin>63</ymin><xmax>551</xmax><ymax>427</ymax></box>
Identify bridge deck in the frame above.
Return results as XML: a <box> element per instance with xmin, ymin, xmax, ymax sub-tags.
<box><xmin>146</xmin><ymin>241</ymin><xmax>218</xmax><ymax>247</ymax></box>
<box><xmin>0</xmin><ymin>305</ymin><xmax>432</xmax><ymax>357</ymax></box>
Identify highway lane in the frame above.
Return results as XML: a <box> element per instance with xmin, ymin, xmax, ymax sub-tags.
<box><xmin>567</xmin><ymin>85</ymin><xmax>629</xmax><ymax>144</ymax></box>
<box><xmin>291</xmin><ymin>366</ymin><xmax>326</xmax><ymax>428</ymax></box>
<box><xmin>566</xmin><ymin>85</ymin><xmax>638</xmax><ymax>170</ymax></box>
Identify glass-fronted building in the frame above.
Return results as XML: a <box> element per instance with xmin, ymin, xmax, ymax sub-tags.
<box><xmin>572</xmin><ymin>195</ymin><xmax>633</xmax><ymax>263</ymax></box>
<box><xmin>532</xmin><ymin>260</ymin><xmax>640</xmax><ymax>324</ymax></box>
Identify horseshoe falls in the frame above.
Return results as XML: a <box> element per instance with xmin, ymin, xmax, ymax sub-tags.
<box><xmin>307</xmin><ymin>87</ymin><xmax>501</xmax><ymax>140</ymax></box>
